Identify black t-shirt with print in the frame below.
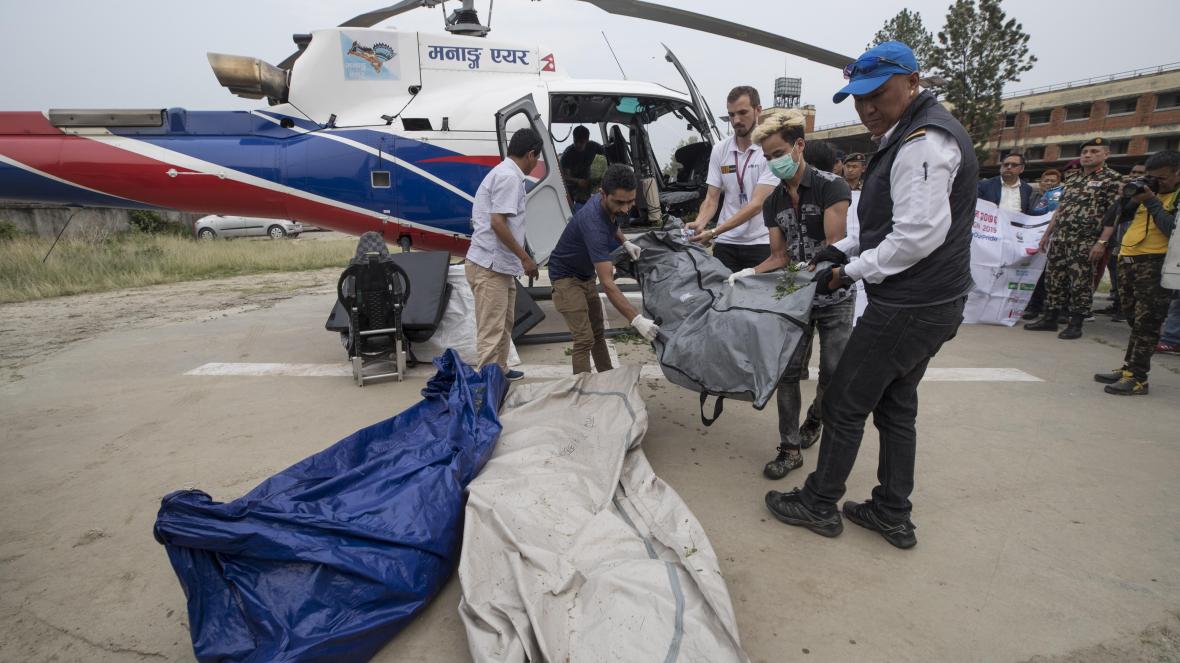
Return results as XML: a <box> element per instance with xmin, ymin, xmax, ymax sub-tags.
<box><xmin>761</xmin><ymin>165</ymin><xmax>852</xmax><ymax>306</ymax></box>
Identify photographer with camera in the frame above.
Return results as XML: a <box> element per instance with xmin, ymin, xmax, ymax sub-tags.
<box><xmin>1089</xmin><ymin>150</ymin><xmax>1180</xmax><ymax>395</ymax></box>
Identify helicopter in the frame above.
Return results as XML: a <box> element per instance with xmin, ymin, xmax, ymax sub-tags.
<box><xmin>0</xmin><ymin>0</ymin><xmax>853</xmax><ymax>263</ymax></box>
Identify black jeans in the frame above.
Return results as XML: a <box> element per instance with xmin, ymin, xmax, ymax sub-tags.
<box><xmin>802</xmin><ymin>296</ymin><xmax>966</xmax><ymax>522</ymax></box>
<box><xmin>712</xmin><ymin>242</ymin><xmax>771</xmax><ymax>273</ymax></box>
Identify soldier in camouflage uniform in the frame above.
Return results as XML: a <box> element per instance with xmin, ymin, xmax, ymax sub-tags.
<box><xmin>1091</xmin><ymin>149</ymin><xmax>1180</xmax><ymax>395</ymax></box>
<box><xmin>1025</xmin><ymin>138</ymin><xmax>1122</xmax><ymax>339</ymax></box>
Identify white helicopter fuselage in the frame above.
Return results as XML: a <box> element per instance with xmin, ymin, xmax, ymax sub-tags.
<box><xmin>0</xmin><ymin>27</ymin><xmax>716</xmax><ymax>261</ymax></box>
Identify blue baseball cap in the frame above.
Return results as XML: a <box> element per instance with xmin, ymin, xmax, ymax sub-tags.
<box><xmin>833</xmin><ymin>41</ymin><xmax>919</xmax><ymax>104</ymax></box>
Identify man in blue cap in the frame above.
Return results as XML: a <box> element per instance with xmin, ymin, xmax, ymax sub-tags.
<box><xmin>764</xmin><ymin>41</ymin><xmax>978</xmax><ymax>549</ymax></box>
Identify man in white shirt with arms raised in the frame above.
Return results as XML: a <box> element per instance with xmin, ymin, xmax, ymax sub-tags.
<box><xmin>464</xmin><ymin>128</ymin><xmax>543</xmax><ymax>381</ymax></box>
<box><xmin>687</xmin><ymin>86</ymin><xmax>779</xmax><ymax>272</ymax></box>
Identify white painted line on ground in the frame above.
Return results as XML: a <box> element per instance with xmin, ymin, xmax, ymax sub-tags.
<box><xmin>187</xmin><ymin>362</ymin><xmax>1042</xmax><ymax>382</ymax></box>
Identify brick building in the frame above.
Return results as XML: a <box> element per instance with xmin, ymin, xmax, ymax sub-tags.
<box><xmin>809</xmin><ymin>62</ymin><xmax>1180</xmax><ymax>177</ymax></box>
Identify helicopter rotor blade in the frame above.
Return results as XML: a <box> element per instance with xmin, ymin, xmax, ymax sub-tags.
<box><xmin>339</xmin><ymin>0</ymin><xmax>438</xmax><ymax>28</ymax></box>
<box><xmin>578</xmin><ymin>0</ymin><xmax>855</xmax><ymax>69</ymax></box>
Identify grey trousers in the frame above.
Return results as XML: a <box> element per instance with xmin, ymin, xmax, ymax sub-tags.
<box><xmin>776</xmin><ymin>295</ymin><xmax>855</xmax><ymax>449</ymax></box>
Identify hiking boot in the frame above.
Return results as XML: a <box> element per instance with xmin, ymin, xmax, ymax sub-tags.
<box><xmin>1156</xmin><ymin>342</ymin><xmax>1180</xmax><ymax>355</ymax></box>
<box><xmin>1057</xmin><ymin>315</ymin><xmax>1083</xmax><ymax>340</ymax></box>
<box><xmin>1057</xmin><ymin>312</ymin><xmax>1070</xmax><ymax>324</ymax></box>
<box><xmin>1111</xmin><ymin>312</ymin><xmax>1126</xmax><ymax>323</ymax></box>
<box><xmin>842</xmin><ymin>500</ymin><xmax>917</xmax><ymax>549</ymax></box>
<box><xmin>798</xmin><ymin>418</ymin><xmax>822</xmax><ymax>449</ymax></box>
<box><xmin>763</xmin><ymin>446</ymin><xmax>803</xmax><ymax>480</ymax></box>
<box><xmin>1021</xmin><ymin>308</ymin><xmax>1042</xmax><ymax>321</ymax></box>
<box><xmin>1104</xmin><ymin>375</ymin><xmax>1149</xmax><ymax>396</ymax></box>
<box><xmin>765</xmin><ymin>488</ymin><xmax>843</xmax><ymax>537</ymax></box>
<box><xmin>1094</xmin><ymin>368</ymin><xmax>1132</xmax><ymax>384</ymax></box>
<box><xmin>1024</xmin><ymin>310</ymin><xmax>1059</xmax><ymax>331</ymax></box>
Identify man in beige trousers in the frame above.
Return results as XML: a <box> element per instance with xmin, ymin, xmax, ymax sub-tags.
<box><xmin>464</xmin><ymin>128</ymin><xmax>543</xmax><ymax>380</ymax></box>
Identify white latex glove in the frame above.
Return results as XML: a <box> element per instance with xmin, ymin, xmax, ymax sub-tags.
<box><xmin>623</xmin><ymin>240</ymin><xmax>642</xmax><ymax>261</ymax></box>
<box><xmin>727</xmin><ymin>267</ymin><xmax>756</xmax><ymax>286</ymax></box>
<box><xmin>630</xmin><ymin>315</ymin><xmax>660</xmax><ymax>342</ymax></box>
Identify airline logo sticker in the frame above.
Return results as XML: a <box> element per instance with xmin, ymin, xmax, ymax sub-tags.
<box><xmin>341</xmin><ymin>34</ymin><xmax>399</xmax><ymax>80</ymax></box>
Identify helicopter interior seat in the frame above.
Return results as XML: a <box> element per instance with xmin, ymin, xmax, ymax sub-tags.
<box><xmin>604</xmin><ymin>125</ymin><xmax>631</xmax><ymax>167</ymax></box>
<box><xmin>659</xmin><ymin>140</ymin><xmax>712</xmax><ymax>217</ymax></box>
<box><xmin>331</xmin><ymin>233</ymin><xmax>411</xmax><ymax>386</ymax></box>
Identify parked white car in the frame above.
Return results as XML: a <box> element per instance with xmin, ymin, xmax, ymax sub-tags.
<box><xmin>194</xmin><ymin>215</ymin><xmax>303</xmax><ymax>240</ymax></box>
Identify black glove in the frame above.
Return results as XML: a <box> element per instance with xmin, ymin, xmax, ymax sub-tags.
<box><xmin>810</xmin><ymin>244</ymin><xmax>848</xmax><ymax>266</ymax></box>
<box><xmin>812</xmin><ymin>266</ymin><xmax>853</xmax><ymax>295</ymax></box>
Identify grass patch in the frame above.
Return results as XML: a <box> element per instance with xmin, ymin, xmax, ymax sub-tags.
<box><xmin>0</xmin><ymin>234</ymin><xmax>357</xmax><ymax>303</ymax></box>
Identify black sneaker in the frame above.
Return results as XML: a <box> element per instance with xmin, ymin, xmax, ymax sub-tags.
<box><xmin>1111</xmin><ymin>312</ymin><xmax>1126</xmax><ymax>323</ymax></box>
<box><xmin>842</xmin><ymin>500</ymin><xmax>917</xmax><ymax>549</ymax></box>
<box><xmin>1104</xmin><ymin>375</ymin><xmax>1149</xmax><ymax>396</ymax></box>
<box><xmin>765</xmin><ymin>488</ymin><xmax>843</xmax><ymax>537</ymax></box>
<box><xmin>798</xmin><ymin>418</ymin><xmax>822</xmax><ymax>449</ymax></box>
<box><xmin>763</xmin><ymin>446</ymin><xmax>803</xmax><ymax>480</ymax></box>
<box><xmin>1095</xmin><ymin>304</ymin><xmax>1118</xmax><ymax>315</ymax></box>
<box><xmin>1094</xmin><ymin>368</ymin><xmax>1131</xmax><ymax>384</ymax></box>
<box><xmin>505</xmin><ymin>369</ymin><xmax>525</xmax><ymax>381</ymax></box>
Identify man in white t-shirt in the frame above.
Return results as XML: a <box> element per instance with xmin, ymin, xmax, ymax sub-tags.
<box><xmin>686</xmin><ymin>85</ymin><xmax>780</xmax><ymax>272</ymax></box>
<box><xmin>465</xmin><ymin>128</ymin><xmax>542</xmax><ymax>380</ymax></box>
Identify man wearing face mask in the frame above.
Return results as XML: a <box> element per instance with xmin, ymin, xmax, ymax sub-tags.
<box><xmin>547</xmin><ymin>164</ymin><xmax>659</xmax><ymax>374</ymax></box>
<box><xmin>686</xmin><ymin>86</ymin><xmax>779</xmax><ymax>271</ymax></box>
<box><xmin>731</xmin><ymin>108</ymin><xmax>852</xmax><ymax>480</ymax></box>
<box><xmin>763</xmin><ymin>42</ymin><xmax>977</xmax><ymax>549</ymax></box>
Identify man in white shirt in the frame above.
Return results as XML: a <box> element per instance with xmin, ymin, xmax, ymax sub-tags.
<box><xmin>464</xmin><ymin>128</ymin><xmax>543</xmax><ymax>380</ymax></box>
<box><xmin>686</xmin><ymin>85</ymin><xmax>780</xmax><ymax>272</ymax></box>
<box><xmin>765</xmin><ymin>41</ymin><xmax>978</xmax><ymax>550</ymax></box>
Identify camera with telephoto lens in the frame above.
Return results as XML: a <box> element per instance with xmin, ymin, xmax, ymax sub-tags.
<box><xmin>1123</xmin><ymin>175</ymin><xmax>1160</xmax><ymax>198</ymax></box>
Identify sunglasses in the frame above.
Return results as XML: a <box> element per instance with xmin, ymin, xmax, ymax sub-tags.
<box><xmin>843</xmin><ymin>56</ymin><xmax>915</xmax><ymax>80</ymax></box>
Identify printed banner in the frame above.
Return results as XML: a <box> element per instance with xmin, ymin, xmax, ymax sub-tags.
<box><xmin>962</xmin><ymin>200</ymin><xmax>1052</xmax><ymax>326</ymax></box>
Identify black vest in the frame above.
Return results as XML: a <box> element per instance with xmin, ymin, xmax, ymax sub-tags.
<box><xmin>856</xmin><ymin>91</ymin><xmax>979</xmax><ymax>307</ymax></box>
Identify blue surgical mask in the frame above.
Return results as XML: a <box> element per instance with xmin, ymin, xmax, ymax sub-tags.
<box><xmin>768</xmin><ymin>152</ymin><xmax>799</xmax><ymax>180</ymax></box>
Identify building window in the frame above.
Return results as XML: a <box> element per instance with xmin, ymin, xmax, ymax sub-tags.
<box><xmin>371</xmin><ymin>171</ymin><xmax>391</xmax><ymax>188</ymax></box>
<box><xmin>1064</xmin><ymin>104</ymin><xmax>1090</xmax><ymax>121</ymax></box>
<box><xmin>1058</xmin><ymin>143</ymin><xmax>1081</xmax><ymax>159</ymax></box>
<box><xmin>1107</xmin><ymin>97</ymin><xmax>1138</xmax><ymax>115</ymax></box>
<box><xmin>1025</xmin><ymin>145</ymin><xmax>1046</xmax><ymax>161</ymax></box>
<box><xmin>1108</xmin><ymin>139</ymin><xmax>1130</xmax><ymax>155</ymax></box>
<box><xmin>1156</xmin><ymin>91</ymin><xmax>1180</xmax><ymax>110</ymax></box>
<box><xmin>1147</xmin><ymin>135</ymin><xmax>1180</xmax><ymax>152</ymax></box>
<box><xmin>1027</xmin><ymin>109</ymin><xmax>1052</xmax><ymax>125</ymax></box>
<box><xmin>1003</xmin><ymin>113</ymin><xmax>1017</xmax><ymax>128</ymax></box>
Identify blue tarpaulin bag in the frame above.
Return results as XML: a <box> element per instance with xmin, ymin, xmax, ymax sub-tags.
<box><xmin>153</xmin><ymin>349</ymin><xmax>507</xmax><ymax>662</ymax></box>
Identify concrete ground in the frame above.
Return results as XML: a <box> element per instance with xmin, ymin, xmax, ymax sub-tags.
<box><xmin>1</xmin><ymin>273</ymin><xmax>1178</xmax><ymax>662</ymax></box>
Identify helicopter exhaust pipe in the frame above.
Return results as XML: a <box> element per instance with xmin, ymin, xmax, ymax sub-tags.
<box><xmin>207</xmin><ymin>53</ymin><xmax>290</xmax><ymax>105</ymax></box>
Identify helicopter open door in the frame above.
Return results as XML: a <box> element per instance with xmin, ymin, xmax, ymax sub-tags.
<box><xmin>494</xmin><ymin>95</ymin><xmax>572</xmax><ymax>266</ymax></box>
<box><xmin>663</xmin><ymin>44</ymin><xmax>721</xmax><ymax>143</ymax></box>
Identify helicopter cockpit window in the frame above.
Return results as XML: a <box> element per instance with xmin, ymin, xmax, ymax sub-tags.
<box><xmin>371</xmin><ymin>171</ymin><xmax>391</xmax><ymax>188</ymax></box>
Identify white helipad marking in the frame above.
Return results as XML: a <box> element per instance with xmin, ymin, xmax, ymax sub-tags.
<box><xmin>187</xmin><ymin>362</ymin><xmax>1041</xmax><ymax>382</ymax></box>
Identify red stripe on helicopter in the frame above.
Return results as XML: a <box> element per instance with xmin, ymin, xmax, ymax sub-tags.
<box><xmin>0</xmin><ymin>112</ymin><xmax>65</xmax><ymax>135</ymax></box>
<box><xmin>0</xmin><ymin>130</ymin><xmax>470</xmax><ymax>253</ymax></box>
<box><xmin>417</xmin><ymin>155</ymin><xmax>502</xmax><ymax>168</ymax></box>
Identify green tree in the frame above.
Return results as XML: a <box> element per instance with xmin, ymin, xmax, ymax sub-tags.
<box><xmin>928</xmin><ymin>0</ymin><xmax>1035</xmax><ymax>163</ymax></box>
<box><xmin>869</xmin><ymin>9</ymin><xmax>935</xmax><ymax>70</ymax></box>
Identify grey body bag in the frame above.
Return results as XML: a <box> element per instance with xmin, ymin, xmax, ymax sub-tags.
<box><xmin>616</xmin><ymin>228</ymin><xmax>818</xmax><ymax>425</ymax></box>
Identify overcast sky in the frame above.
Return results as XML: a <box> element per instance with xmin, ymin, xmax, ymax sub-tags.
<box><xmin>2</xmin><ymin>0</ymin><xmax>1177</xmax><ymax>132</ymax></box>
